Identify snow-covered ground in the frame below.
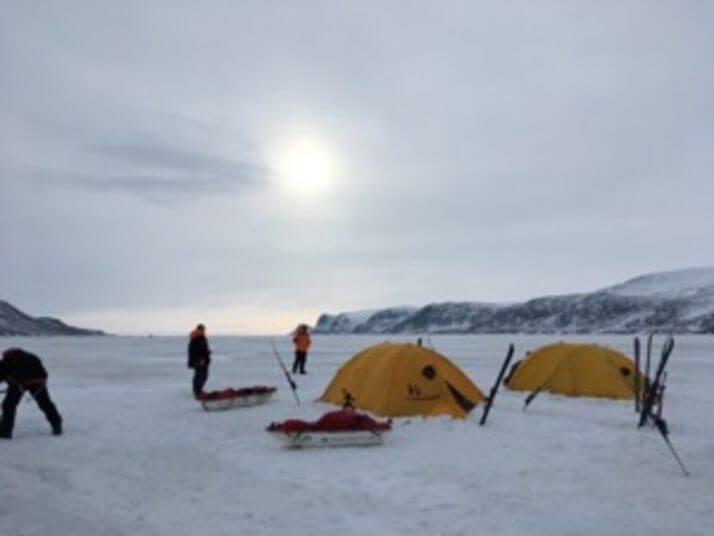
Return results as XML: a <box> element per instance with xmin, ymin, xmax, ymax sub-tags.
<box><xmin>1</xmin><ymin>334</ymin><xmax>712</xmax><ymax>536</ymax></box>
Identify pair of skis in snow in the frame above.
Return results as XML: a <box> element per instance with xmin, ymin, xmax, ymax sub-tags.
<box><xmin>634</xmin><ymin>333</ymin><xmax>668</xmax><ymax>426</ymax></box>
<box><xmin>632</xmin><ymin>334</ymin><xmax>689</xmax><ymax>476</ymax></box>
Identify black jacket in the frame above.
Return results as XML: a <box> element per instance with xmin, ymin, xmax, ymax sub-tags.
<box><xmin>0</xmin><ymin>348</ymin><xmax>48</xmax><ymax>385</ymax></box>
<box><xmin>187</xmin><ymin>335</ymin><xmax>211</xmax><ymax>369</ymax></box>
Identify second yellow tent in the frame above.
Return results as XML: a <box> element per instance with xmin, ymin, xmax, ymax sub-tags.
<box><xmin>505</xmin><ymin>342</ymin><xmax>643</xmax><ymax>399</ymax></box>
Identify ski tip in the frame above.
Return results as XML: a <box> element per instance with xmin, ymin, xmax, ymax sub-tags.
<box><xmin>663</xmin><ymin>335</ymin><xmax>675</xmax><ymax>355</ymax></box>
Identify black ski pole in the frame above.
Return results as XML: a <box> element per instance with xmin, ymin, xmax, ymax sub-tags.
<box><xmin>479</xmin><ymin>343</ymin><xmax>515</xmax><ymax>426</ymax></box>
<box><xmin>634</xmin><ymin>336</ymin><xmax>641</xmax><ymax>414</ymax></box>
<box><xmin>523</xmin><ymin>359</ymin><xmax>567</xmax><ymax>411</ymax></box>
<box><xmin>638</xmin><ymin>401</ymin><xmax>690</xmax><ymax>477</ymax></box>
<box><xmin>652</xmin><ymin>416</ymin><xmax>690</xmax><ymax>477</ymax></box>
<box><xmin>270</xmin><ymin>340</ymin><xmax>300</xmax><ymax>406</ymax></box>
<box><xmin>614</xmin><ymin>360</ymin><xmax>689</xmax><ymax>477</ymax></box>
<box><xmin>644</xmin><ymin>332</ymin><xmax>654</xmax><ymax>399</ymax></box>
<box><xmin>639</xmin><ymin>335</ymin><xmax>674</xmax><ymax>428</ymax></box>
<box><xmin>523</xmin><ymin>388</ymin><xmax>541</xmax><ymax>410</ymax></box>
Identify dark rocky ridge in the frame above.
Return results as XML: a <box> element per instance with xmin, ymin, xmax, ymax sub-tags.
<box><xmin>0</xmin><ymin>300</ymin><xmax>105</xmax><ymax>336</ymax></box>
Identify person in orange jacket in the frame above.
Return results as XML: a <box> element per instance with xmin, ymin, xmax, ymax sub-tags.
<box><xmin>291</xmin><ymin>324</ymin><xmax>311</xmax><ymax>375</ymax></box>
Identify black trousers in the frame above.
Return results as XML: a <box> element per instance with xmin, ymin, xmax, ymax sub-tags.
<box><xmin>1</xmin><ymin>382</ymin><xmax>62</xmax><ymax>438</ymax></box>
<box><xmin>192</xmin><ymin>365</ymin><xmax>209</xmax><ymax>397</ymax></box>
<box><xmin>292</xmin><ymin>351</ymin><xmax>307</xmax><ymax>374</ymax></box>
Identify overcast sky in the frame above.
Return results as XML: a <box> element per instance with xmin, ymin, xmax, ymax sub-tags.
<box><xmin>2</xmin><ymin>1</ymin><xmax>713</xmax><ymax>334</ymax></box>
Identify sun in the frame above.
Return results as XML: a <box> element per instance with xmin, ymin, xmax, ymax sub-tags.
<box><xmin>275</xmin><ymin>138</ymin><xmax>336</xmax><ymax>196</ymax></box>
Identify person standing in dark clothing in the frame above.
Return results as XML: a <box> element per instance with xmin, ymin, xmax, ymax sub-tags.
<box><xmin>187</xmin><ymin>323</ymin><xmax>211</xmax><ymax>399</ymax></box>
<box><xmin>0</xmin><ymin>348</ymin><xmax>63</xmax><ymax>439</ymax></box>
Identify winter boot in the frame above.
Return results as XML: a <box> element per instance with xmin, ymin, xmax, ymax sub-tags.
<box><xmin>0</xmin><ymin>418</ymin><xmax>10</xmax><ymax>439</ymax></box>
<box><xmin>52</xmin><ymin>420</ymin><xmax>63</xmax><ymax>436</ymax></box>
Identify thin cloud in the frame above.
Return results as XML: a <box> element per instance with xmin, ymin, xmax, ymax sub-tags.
<box><xmin>72</xmin><ymin>173</ymin><xmax>253</xmax><ymax>196</ymax></box>
<box><xmin>79</xmin><ymin>142</ymin><xmax>268</xmax><ymax>199</ymax></box>
<box><xmin>88</xmin><ymin>143</ymin><xmax>263</xmax><ymax>178</ymax></box>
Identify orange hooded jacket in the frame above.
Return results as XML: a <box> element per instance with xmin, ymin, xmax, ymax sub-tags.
<box><xmin>293</xmin><ymin>330</ymin><xmax>311</xmax><ymax>352</ymax></box>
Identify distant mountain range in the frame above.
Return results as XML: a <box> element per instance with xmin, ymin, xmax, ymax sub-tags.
<box><xmin>313</xmin><ymin>267</ymin><xmax>714</xmax><ymax>334</ymax></box>
<box><xmin>0</xmin><ymin>301</ymin><xmax>104</xmax><ymax>336</ymax></box>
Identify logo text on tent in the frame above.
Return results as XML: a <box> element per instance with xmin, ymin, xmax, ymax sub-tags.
<box><xmin>407</xmin><ymin>383</ymin><xmax>441</xmax><ymax>401</ymax></box>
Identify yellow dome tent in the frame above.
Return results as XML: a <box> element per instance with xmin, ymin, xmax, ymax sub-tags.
<box><xmin>319</xmin><ymin>342</ymin><xmax>485</xmax><ymax>418</ymax></box>
<box><xmin>505</xmin><ymin>342</ymin><xmax>643</xmax><ymax>399</ymax></box>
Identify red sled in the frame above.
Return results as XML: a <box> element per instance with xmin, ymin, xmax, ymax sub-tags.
<box><xmin>198</xmin><ymin>386</ymin><xmax>277</xmax><ymax>411</ymax></box>
<box><xmin>266</xmin><ymin>407</ymin><xmax>392</xmax><ymax>448</ymax></box>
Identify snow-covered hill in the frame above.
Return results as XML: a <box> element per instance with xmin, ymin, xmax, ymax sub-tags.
<box><xmin>314</xmin><ymin>268</ymin><xmax>714</xmax><ymax>334</ymax></box>
<box><xmin>603</xmin><ymin>266</ymin><xmax>714</xmax><ymax>299</ymax></box>
<box><xmin>0</xmin><ymin>300</ymin><xmax>105</xmax><ymax>336</ymax></box>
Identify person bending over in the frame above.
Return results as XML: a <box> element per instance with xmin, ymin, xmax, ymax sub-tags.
<box><xmin>0</xmin><ymin>348</ymin><xmax>63</xmax><ymax>439</ymax></box>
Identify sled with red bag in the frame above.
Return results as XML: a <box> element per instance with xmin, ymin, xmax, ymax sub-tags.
<box><xmin>266</xmin><ymin>407</ymin><xmax>392</xmax><ymax>448</ymax></box>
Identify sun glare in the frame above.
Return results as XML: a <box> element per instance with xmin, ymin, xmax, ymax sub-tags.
<box><xmin>276</xmin><ymin>139</ymin><xmax>336</xmax><ymax>196</ymax></box>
